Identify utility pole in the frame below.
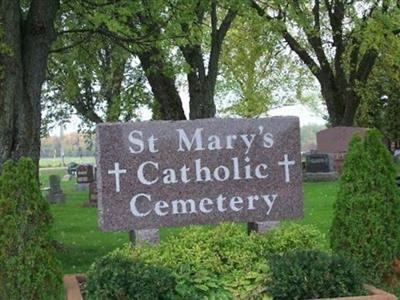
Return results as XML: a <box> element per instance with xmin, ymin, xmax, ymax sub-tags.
<box><xmin>60</xmin><ymin>121</ymin><xmax>65</xmax><ymax>167</ymax></box>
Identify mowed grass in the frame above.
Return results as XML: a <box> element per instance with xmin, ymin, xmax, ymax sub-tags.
<box><xmin>40</xmin><ymin>156</ymin><xmax>95</xmax><ymax>168</ymax></box>
<box><xmin>39</xmin><ymin>169</ymin><xmax>338</xmax><ymax>275</ymax></box>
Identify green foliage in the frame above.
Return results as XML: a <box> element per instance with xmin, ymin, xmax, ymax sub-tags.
<box><xmin>267</xmin><ymin>250</ymin><xmax>366</xmax><ymax>300</ymax></box>
<box><xmin>217</xmin><ymin>9</ymin><xmax>318</xmax><ymax>118</ymax></box>
<box><xmin>132</xmin><ymin>223</ymin><xmax>268</xmax><ymax>299</ymax></box>
<box><xmin>95</xmin><ymin>223</ymin><xmax>322</xmax><ymax>299</ymax></box>
<box><xmin>85</xmin><ymin>250</ymin><xmax>176</xmax><ymax>300</ymax></box>
<box><xmin>258</xmin><ymin>223</ymin><xmax>323</xmax><ymax>256</ymax></box>
<box><xmin>355</xmin><ymin>9</ymin><xmax>400</xmax><ymax>135</ymax></box>
<box><xmin>330</xmin><ymin>130</ymin><xmax>400</xmax><ymax>284</ymax></box>
<box><xmin>0</xmin><ymin>158</ymin><xmax>61</xmax><ymax>300</ymax></box>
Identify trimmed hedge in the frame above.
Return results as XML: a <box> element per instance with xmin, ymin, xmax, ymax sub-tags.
<box><xmin>267</xmin><ymin>250</ymin><xmax>366</xmax><ymax>300</ymax></box>
<box><xmin>0</xmin><ymin>158</ymin><xmax>61</xmax><ymax>300</ymax></box>
<box><xmin>330</xmin><ymin>130</ymin><xmax>400</xmax><ymax>283</ymax></box>
<box><xmin>85</xmin><ymin>251</ymin><xmax>176</xmax><ymax>300</ymax></box>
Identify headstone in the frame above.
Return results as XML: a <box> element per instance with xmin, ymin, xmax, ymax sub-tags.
<box><xmin>89</xmin><ymin>182</ymin><xmax>98</xmax><ymax>204</ymax></box>
<box><xmin>96</xmin><ymin>117</ymin><xmax>303</xmax><ymax>244</ymax></box>
<box><xmin>305</xmin><ymin>153</ymin><xmax>334</xmax><ymax>173</ymax></box>
<box><xmin>83</xmin><ymin>181</ymin><xmax>98</xmax><ymax>207</ymax></box>
<box><xmin>47</xmin><ymin>175</ymin><xmax>65</xmax><ymax>204</ymax></box>
<box><xmin>76</xmin><ymin>164</ymin><xmax>95</xmax><ymax>184</ymax></box>
<box><xmin>75</xmin><ymin>164</ymin><xmax>95</xmax><ymax>191</ymax></box>
<box><xmin>67</xmin><ymin>162</ymin><xmax>78</xmax><ymax>175</ymax></box>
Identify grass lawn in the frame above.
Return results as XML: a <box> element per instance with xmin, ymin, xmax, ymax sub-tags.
<box><xmin>40</xmin><ymin>169</ymin><xmax>338</xmax><ymax>275</ymax></box>
<box><xmin>40</xmin><ymin>156</ymin><xmax>95</xmax><ymax>168</ymax></box>
<box><xmin>41</xmin><ymin>168</ymin><xmax>400</xmax><ymax>297</ymax></box>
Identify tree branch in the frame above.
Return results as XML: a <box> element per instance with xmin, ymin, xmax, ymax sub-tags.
<box><xmin>282</xmin><ymin>30</ymin><xmax>321</xmax><ymax>78</ymax></box>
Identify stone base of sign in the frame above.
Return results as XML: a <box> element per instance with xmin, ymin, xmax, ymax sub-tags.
<box><xmin>247</xmin><ymin>221</ymin><xmax>280</xmax><ymax>234</ymax></box>
<box><xmin>129</xmin><ymin>229</ymin><xmax>160</xmax><ymax>246</ymax></box>
<box><xmin>47</xmin><ymin>193</ymin><xmax>65</xmax><ymax>204</ymax></box>
<box><xmin>303</xmin><ymin>172</ymin><xmax>339</xmax><ymax>182</ymax></box>
<box><xmin>74</xmin><ymin>183</ymin><xmax>89</xmax><ymax>191</ymax></box>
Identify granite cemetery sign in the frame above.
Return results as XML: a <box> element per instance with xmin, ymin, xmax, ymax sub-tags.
<box><xmin>96</xmin><ymin>117</ymin><xmax>303</xmax><ymax>231</ymax></box>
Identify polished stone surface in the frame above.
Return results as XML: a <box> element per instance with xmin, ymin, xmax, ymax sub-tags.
<box><xmin>96</xmin><ymin>117</ymin><xmax>303</xmax><ymax>231</ymax></box>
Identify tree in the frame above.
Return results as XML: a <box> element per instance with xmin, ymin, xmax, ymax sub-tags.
<box><xmin>45</xmin><ymin>36</ymin><xmax>152</xmax><ymax>128</ymax></box>
<box><xmin>48</xmin><ymin>0</ymin><xmax>240</xmax><ymax>124</ymax></box>
<box><xmin>355</xmin><ymin>32</ymin><xmax>400</xmax><ymax>140</ymax></box>
<box><xmin>330</xmin><ymin>130</ymin><xmax>400</xmax><ymax>283</ymax></box>
<box><xmin>251</xmin><ymin>0</ymin><xmax>400</xmax><ymax>126</ymax></box>
<box><xmin>217</xmin><ymin>10</ymin><xmax>319</xmax><ymax>118</ymax></box>
<box><xmin>0</xmin><ymin>0</ymin><xmax>59</xmax><ymax>170</ymax></box>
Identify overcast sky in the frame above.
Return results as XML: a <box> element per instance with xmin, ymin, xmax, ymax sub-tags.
<box><xmin>52</xmin><ymin>103</ymin><xmax>326</xmax><ymax>136</ymax></box>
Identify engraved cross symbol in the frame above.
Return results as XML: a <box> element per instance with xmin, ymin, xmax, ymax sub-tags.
<box><xmin>108</xmin><ymin>162</ymin><xmax>127</xmax><ymax>193</ymax></box>
<box><xmin>278</xmin><ymin>154</ymin><xmax>295</xmax><ymax>183</ymax></box>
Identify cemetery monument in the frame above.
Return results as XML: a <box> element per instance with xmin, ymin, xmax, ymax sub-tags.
<box><xmin>96</xmin><ymin>117</ymin><xmax>303</xmax><ymax>243</ymax></box>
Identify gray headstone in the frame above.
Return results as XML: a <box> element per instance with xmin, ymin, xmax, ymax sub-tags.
<box><xmin>74</xmin><ymin>183</ymin><xmax>89</xmax><ymax>191</ymax></box>
<box><xmin>96</xmin><ymin>117</ymin><xmax>303</xmax><ymax>232</ymax></box>
<box><xmin>47</xmin><ymin>175</ymin><xmax>65</xmax><ymax>204</ymax></box>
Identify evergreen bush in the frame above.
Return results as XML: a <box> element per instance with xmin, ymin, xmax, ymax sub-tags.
<box><xmin>330</xmin><ymin>129</ymin><xmax>400</xmax><ymax>284</ymax></box>
<box><xmin>85</xmin><ymin>251</ymin><xmax>176</xmax><ymax>300</ymax></box>
<box><xmin>267</xmin><ymin>250</ymin><xmax>366</xmax><ymax>300</ymax></box>
<box><xmin>0</xmin><ymin>158</ymin><xmax>61</xmax><ymax>299</ymax></box>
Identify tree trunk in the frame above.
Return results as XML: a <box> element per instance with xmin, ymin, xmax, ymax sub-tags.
<box><xmin>187</xmin><ymin>73</ymin><xmax>216</xmax><ymax>119</ymax></box>
<box><xmin>319</xmin><ymin>76</ymin><xmax>360</xmax><ymax>127</ymax></box>
<box><xmin>138</xmin><ymin>49</ymin><xmax>186</xmax><ymax>121</ymax></box>
<box><xmin>0</xmin><ymin>0</ymin><xmax>59</xmax><ymax>171</ymax></box>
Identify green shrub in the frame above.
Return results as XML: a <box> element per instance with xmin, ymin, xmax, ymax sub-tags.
<box><xmin>330</xmin><ymin>130</ymin><xmax>400</xmax><ymax>284</ymax></box>
<box><xmin>133</xmin><ymin>223</ymin><xmax>267</xmax><ymax>299</ymax></box>
<box><xmin>267</xmin><ymin>250</ymin><xmax>366</xmax><ymax>300</ymax></box>
<box><xmin>257</xmin><ymin>223</ymin><xmax>322</xmax><ymax>256</ymax></box>
<box><xmin>85</xmin><ymin>250</ymin><xmax>176</xmax><ymax>300</ymax></box>
<box><xmin>0</xmin><ymin>158</ymin><xmax>61</xmax><ymax>300</ymax></box>
<box><xmin>97</xmin><ymin>223</ymin><xmax>320</xmax><ymax>299</ymax></box>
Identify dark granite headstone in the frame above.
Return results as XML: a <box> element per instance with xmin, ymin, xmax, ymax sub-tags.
<box><xmin>76</xmin><ymin>165</ymin><xmax>95</xmax><ymax>184</ymax></box>
<box><xmin>305</xmin><ymin>153</ymin><xmax>333</xmax><ymax>173</ymax></box>
<box><xmin>67</xmin><ymin>162</ymin><xmax>78</xmax><ymax>175</ymax></box>
<box><xmin>89</xmin><ymin>181</ymin><xmax>98</xmax><ymax>205</ymax></box>
<box><xmin>96</xmin><ymin>117</ymin><xmax>303</xmax><ymax>232</ymax></box>
<box><xmin>47</xmin><ymin>175</ymin><xmax>65</xmax><ymax>204</ymax></box>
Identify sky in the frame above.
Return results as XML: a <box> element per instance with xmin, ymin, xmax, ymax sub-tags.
<box><xmin>53</xmin><ymin>103</ymin><xmax>326</xmax><ymax>136</ymax></box>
